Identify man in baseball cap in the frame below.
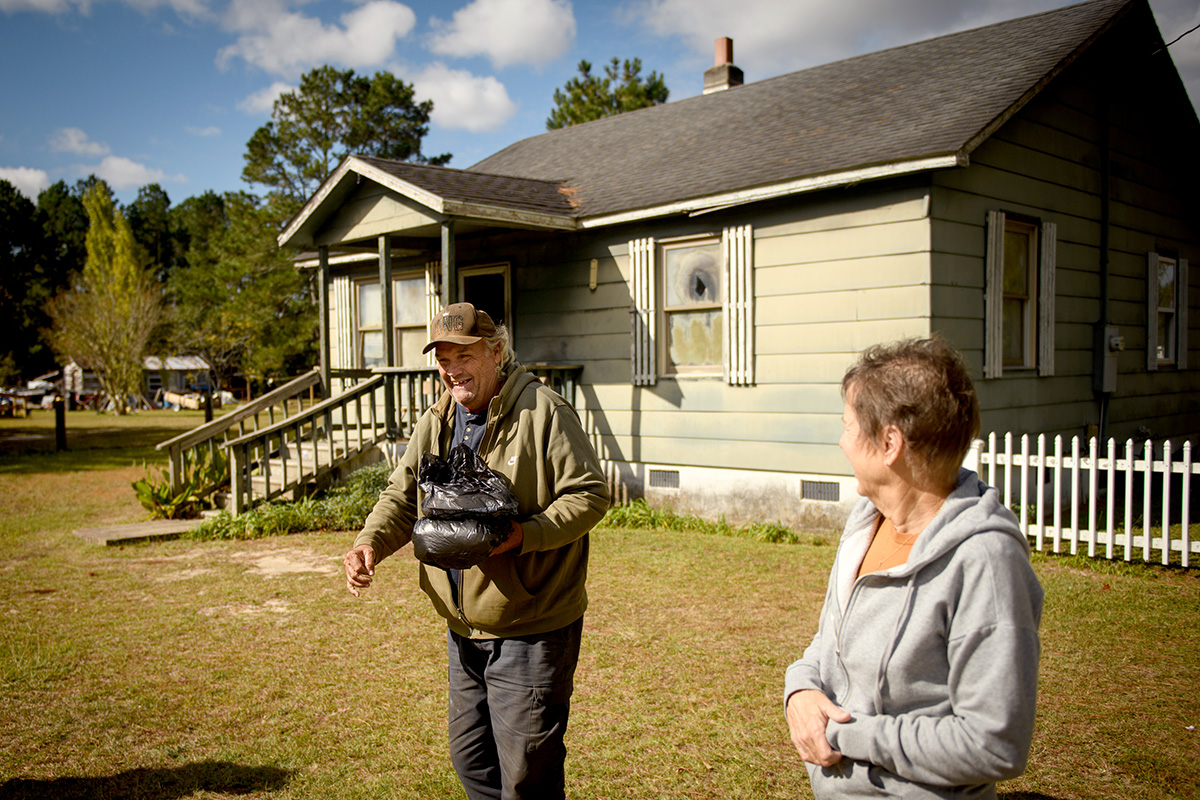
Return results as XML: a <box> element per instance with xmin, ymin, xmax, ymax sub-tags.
<box><xmin>345</xmin><ymin>301</ymin><xmax>610</xmax><ymax>800</ymax></box>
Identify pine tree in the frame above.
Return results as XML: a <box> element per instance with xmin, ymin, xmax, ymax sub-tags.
<box><xmin>546</xmin><ymin>58</ymin><xmax>669</xmax><ymax>129</ymax></box>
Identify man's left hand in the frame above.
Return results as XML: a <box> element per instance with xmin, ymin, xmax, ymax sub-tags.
<box><xmin>490</xmin><ymin>520</ymin><xmax>523</xmax><ymax>556</ymax></box>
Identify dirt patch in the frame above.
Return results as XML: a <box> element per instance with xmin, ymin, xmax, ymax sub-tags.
<box><xmin>200</xmin><ymin>598</ymin><xmax>294</xmax><ymax>617</ymax></box>
<box><xmin>240</xmin><ymin>548</ymin><xmax>340</xmax><ymax>577</ymax></box>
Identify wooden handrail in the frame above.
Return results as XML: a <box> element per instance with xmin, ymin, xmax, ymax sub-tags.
<box><xmin>224</xmin><ymin>375</ymin><xmax>383</xmax><ymax>450</ymax></box>
<box><xmin>226</xmin><ymin>374</ymin><xmax>388</xmax><ymax>514</ymax></box>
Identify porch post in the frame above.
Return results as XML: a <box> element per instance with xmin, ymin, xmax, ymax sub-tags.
<box><xmin>318</xmin><ymin>245</ymin><xmax>331</xmax><ymax>393</ymax></box>
<box><xmin>441</xmin><ymin>219</ymin><xmax>457</xmax><ymax>306</ymax></box>
<box><xmin>379</xmin><ymin>235</ymin><xmax>397</xmax><ymax>437</ymax></box>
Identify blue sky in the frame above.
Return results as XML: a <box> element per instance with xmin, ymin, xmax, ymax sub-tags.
<box><xmin>1</xmin><ymin>0</ymin><xmax>1197</xmax><ymax>207</ymax></box>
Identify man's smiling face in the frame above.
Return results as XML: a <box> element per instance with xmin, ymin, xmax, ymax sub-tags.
<box><xmin>434</xmin><ymin>339</ymin><xmax>502</xmax><ymax>412</ymax></box>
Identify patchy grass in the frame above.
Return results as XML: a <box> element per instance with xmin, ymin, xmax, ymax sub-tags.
<box><xmin>0</xmin><ymin>413</ymin><xmax>1196</xmax><ymax>799</ymax></box>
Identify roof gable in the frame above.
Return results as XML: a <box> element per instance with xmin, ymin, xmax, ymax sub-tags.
<box><xmin>279</xmin><ymin>155</ymin><xmax>577</xmax><ymax>249</ymax></box>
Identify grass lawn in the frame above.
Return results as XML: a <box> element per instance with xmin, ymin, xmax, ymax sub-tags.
<box><xmin>0</xmin><ymin>410</ymin><xmax>1197</xmax><ymax>799</ymax></box>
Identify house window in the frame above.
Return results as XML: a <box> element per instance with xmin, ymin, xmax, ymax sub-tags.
<box><xmin>663</xmin><ymin>238</ymin><xmax>723</xmax><ymax>374</ymax></box>
<box><xmin>985</xmin><ymin>211</ymin><xmax>1056</xmax><ymax>379</ymax></box>
<box><xmin>1147</xmin><ymin>253</ymin><xmax>1189</xmax><ymax>370</ymax></box>
<box><xmin>357</xmin><ymin>281</ymin><xmax>384</xmax><ymax>368</ymax></box>
<box><xmin>629</xmin><ymin>226</ymin><xmax>754</xmax><ymax>386</ymax></box>
<box><xmin>356</xmin><ymin>273</ymin><xmax>429</xmax><ymax>369</ymax></box>
<box><xmin>393</xmin><ymin>273</ymin><xmax>427</xmax><ymax>367</ymax></box>
<box><xmin>1002</xmin><ymin>221</ymin><xmax>1038</xmax><ymax>368</ymax></box>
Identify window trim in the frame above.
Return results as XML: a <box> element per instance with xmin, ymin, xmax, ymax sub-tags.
<box><xmin>458</xmin><ymin>262</ymin><xmax>512</xmax><ymax>329</ymax></box>
<box><xmin>354</xmin><ymin>279</ymin><xmax>384</xmax><ymax>369</ymax></box>
<box><xmin>984</xmin><ymin>210</ymin><xmax>1056</xmax><ymax>379</ymax></box>
<box><xmin>1147</xmin><ymin>252</ymin><xmax>1189</xmax><ymax>371</ymax></box>
<box><xmin>354</xmin><ymin>270</ymin><xmax>429</xmax><ymax>369</ymax></box>
<box><xmin>660</xmin><ymin>235</ymin><xmax>724</xmax><ymax>377</ymax></box>
<box><xmin>628</xmin><ymin>226</ymin><xmax>755</xmax><ymax>386</ymax></box>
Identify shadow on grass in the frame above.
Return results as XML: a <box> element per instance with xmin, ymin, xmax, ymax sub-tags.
<box><xmin>0</xmin><ymin>761</ymin><xmax>289</xmax><ymax>799</ymax></box>
<box><xmin>0</xmin><ymin>445</ymin><xmax>167</xmax><ymax>475</ymax></box>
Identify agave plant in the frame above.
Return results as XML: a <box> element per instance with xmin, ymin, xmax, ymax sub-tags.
<box><xmin>131</xmin><ymin>465</ymin><xmax>201</xmax><ymax>520</ymax></box>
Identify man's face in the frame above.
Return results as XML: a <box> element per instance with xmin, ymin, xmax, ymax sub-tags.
<box><xmin>434</xmin><ymin>340</ymin><xmax>502</xmax><ymax>412</ymax></box>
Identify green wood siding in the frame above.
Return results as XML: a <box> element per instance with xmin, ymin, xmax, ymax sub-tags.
<box><xmin>931</xmin><ymin>46</ymin><xmax>1199</xmax><ymax>443</ymax></box>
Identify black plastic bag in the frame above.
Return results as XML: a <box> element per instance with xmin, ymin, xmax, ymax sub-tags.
<box><xmin>411</xmin><ymin>517</ymin><xmax>513</xmax><ymax>570</ymax></box>
<box><xmin>417</xmin><ymin>446</ymin><xmax>519</xmax><ymax>518</ymax></box>
<box><xmin>411</xmin><ymin>445</ymin><xmax>518</xmax><ymax>570</ymax></box>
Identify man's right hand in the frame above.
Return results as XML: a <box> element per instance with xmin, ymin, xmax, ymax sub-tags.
<box><xmin>344</xmin><ymin>544</ymin><xmax>376</xmax><ymax>597</ymax></box>
<box><xmin>786</xmin><ymin>689</ymin><xmax>851</xmax><ymax>766</ymax></box>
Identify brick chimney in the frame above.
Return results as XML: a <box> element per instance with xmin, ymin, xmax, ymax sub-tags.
<box><xmin>703</xmin><ymin>37</ymin><xmax>744</xmax><ymax>94</ymax></box>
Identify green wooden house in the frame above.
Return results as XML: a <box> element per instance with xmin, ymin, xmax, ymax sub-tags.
<box><xmin>279</xmin><ymin>0</ymin><xmax>1199</xmax><ymax>528</ymax></box>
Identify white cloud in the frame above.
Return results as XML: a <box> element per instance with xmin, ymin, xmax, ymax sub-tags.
<box><xmin>0</xmin><ymin>166</ymin><xmax>51</xmax><ymax>199</ymax></box>
<box><xmin>0</xmin><ymin>0</ymin><xmax>208</xmax><ymax>15</ymax></box>
<box><xmin>428</xmin><ymin>0</ymin><xmax>575</xmax><ymax>69</ymax></box>
<box><xmin>184</xmin><ymin>124</ymin><xmax>222</xmax><ymax>136</ymax></box>
<box><xmin>0</xmin><ymin>0</ymin><xmax>80</xmax><ymax>12</ymax></box>
<box><xmin>237</xmin><ymin>80</ymin><xmax>293</xmax><ymax>114</ymax></box>
<box><xmin>411</xmin><ymin>63</ymin><xmax>518</xmax><ymax>132</ymax></box>
<box><xmin>628</xmin><ymin>0</ymin><xmax>1200</xmax><ymax>100</ymax></box>
<box><xmin>89</xmin><ymin>156</ymin><xmax>186</xmax><ymax>189</ymax></box>
<box><xmin>627</xmin><ymin>0</ymin><xmax>1079</xmax><ymax>79</ymax></box>
<box><xmin>217</xmin><ymin>0</ymin><xmax>417</xmax><ymax>77</ymax></box>
<box><xmin>49</xmin><ymin>127</ymin><xmax>110</xmax><ymax>156</ymax></box>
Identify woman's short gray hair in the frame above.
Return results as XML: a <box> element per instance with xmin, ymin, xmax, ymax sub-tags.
<box><xmin>842</xmin><ymin>336</ymin><xmax>979</xmax><ymax>490</ymax></box>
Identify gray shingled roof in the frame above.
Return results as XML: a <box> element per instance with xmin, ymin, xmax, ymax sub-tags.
<box><xmin>469</xmin><ymin>0</ymin><xmax>1133</xmax><ymax>220</ymax></box>
<box><xmin>354</xmin><ymin>156</ymin><xmax>577</xmax><ymax>217</ymax></box>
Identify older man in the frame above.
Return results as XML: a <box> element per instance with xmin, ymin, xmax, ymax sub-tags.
<box><xmin>344</xmin><ymin>302</ymin><xmax>609</xmax><ymax>800</ymax></box>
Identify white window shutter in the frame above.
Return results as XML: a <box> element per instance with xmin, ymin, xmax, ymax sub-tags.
<box><xmin>1038</xmin><ymin>221</ymin><xmax>1056</xmax><ymax>377</ymax></box>
<box><xmin>425</xmin><ymin>261</ymin><xmax>443</xmax><ymax>367</ymax></box>
<box><xmin>1147</xmin><ymin>252</ymin><xmax>1159</xmax><ymax>372</ymax></box>
<box><xmin>1178</xmin><ymin>258</ymin><xmax>1189</xmax><ymax>370</ymax></box>
<box><xmin>984</xmin><ymin>211</ymin><xmax>1006</xmax><ymax>379</ymax></box>
<box><xmin>629</xmin><ymin>238</ymin><xmax>657</xmax><ymax>386</ymax></box>
<box><xmin>723</xmin><ymin>224</ymin><xmax>754</xmax><ymax>386</ymax></box>
<box><xmin>332</xmin><ymin>275</ymin><xmax>353</xmax><ymax>392</ymax></box>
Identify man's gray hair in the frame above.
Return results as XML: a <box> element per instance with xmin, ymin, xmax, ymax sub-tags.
<box><xmin>485</xmin><ymin>324</ymin><xmax>517</xmax><ymax>377</ymax></box>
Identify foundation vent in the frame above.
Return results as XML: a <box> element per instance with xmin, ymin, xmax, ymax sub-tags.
<box><xmin>801</xmin><ymin>480</ymin><xmax>840</xmax><ymax>502</ymax></box>
<box><xmin>649</xmin><ymin>469</ymin><xmax>681</xmax><ymax>489</ymax></box>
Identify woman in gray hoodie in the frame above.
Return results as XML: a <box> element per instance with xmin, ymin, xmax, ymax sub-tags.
<box><xmin>784</xmin><ymin>337</ymin><xmax>1043</xmax><ymax>799</ymax></box>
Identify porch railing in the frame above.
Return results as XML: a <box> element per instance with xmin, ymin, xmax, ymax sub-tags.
<box><xmin>155</xmin><ymin>367</ymin><xmax>322</xmax><ymax>498</ymax></box>
<box><xmin>970</xmin><ymin>432</ymin><xmax>1199</xmax><ymax>568</ymax></box>
<box><xmin>223</xmin><ymin>363</ymin><xmax>582</xmax><ymax>515</ymax></box>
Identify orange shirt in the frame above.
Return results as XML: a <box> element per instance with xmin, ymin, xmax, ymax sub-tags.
<box><xmin>857</xmin><ymin>516</ymin><xmax>920</xmax><ymax>578</ymax></box>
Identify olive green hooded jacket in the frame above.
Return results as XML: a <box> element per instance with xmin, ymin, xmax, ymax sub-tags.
<box><xmin>355</xmin><ymin>365</ymin><xmax>610</xmax><ymax>638</ymax></box>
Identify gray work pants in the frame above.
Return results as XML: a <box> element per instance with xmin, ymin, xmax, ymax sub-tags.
<box><xmin>447</xmin><ymin>617</ymin><xmax>584</xmax><ymax>800</ymax></box>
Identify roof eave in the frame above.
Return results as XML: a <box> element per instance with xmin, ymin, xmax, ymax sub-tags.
<box><xmin>279</xmin><ymin>156</ymin><xmax>576</xmax><ymax>248</ymax></box>
<box><xmin>578</xmin><ymin>153</ymin><xmax>968</xmax><ymax>228</ymax></box>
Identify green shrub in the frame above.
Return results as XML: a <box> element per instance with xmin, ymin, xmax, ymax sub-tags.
<box><xmin>186</xmin><ymin>460</ymin><xmax>392</xmax><ymax>541</ymax></box>
<box><xmin>600</xmin><ymin>499</ymin><xmax>815</xmax><ymax>545</ymax></box>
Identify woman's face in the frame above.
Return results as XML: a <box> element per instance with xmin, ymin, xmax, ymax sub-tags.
<box><xmin>434</xmin><ymin>339</ymin><xmax>502</xmax><ymax>412</ymax></box>
<box><xmin>839</xmin><ymin>389</ymin><xmax>888</xmax><ymax>499</ymax></box>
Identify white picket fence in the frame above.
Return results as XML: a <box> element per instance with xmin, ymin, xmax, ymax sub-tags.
<box><xmin>966</xmin><ymin>432</ymin><xmax>1199</xmax><ymax>568</ymax></box>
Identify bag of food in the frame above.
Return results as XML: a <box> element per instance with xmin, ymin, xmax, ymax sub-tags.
<box><xmin>411</xmin><ymin>445</ymin><xmax>518</xmax><ymax>569</ymax></box>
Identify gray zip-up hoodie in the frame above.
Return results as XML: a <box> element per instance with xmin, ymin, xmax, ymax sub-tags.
<box><xmin>784</xmin><ymin>469</ymin><xmax>1043</xmax><ymax>799</ymax></box>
